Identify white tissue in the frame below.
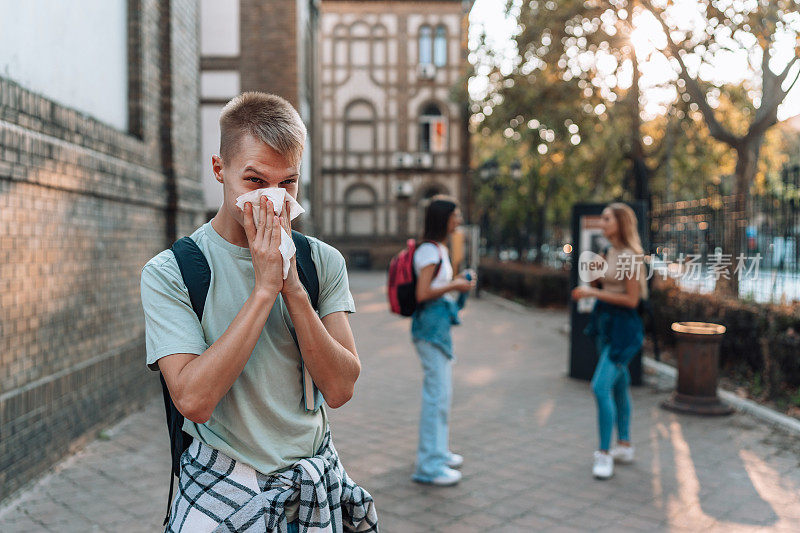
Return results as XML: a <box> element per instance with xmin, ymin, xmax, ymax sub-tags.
<box><xmin>234</xmin><ymin>188</ymin><xmax>307</xmax><ymax>279</ymax></box>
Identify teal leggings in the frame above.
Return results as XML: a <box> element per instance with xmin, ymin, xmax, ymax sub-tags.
<box><xmin>590</xmin><ymin>344</ymin><xmax>632</xmax><ymax>451</ymax></box>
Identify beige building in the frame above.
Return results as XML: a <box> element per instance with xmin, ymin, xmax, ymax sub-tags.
<box><xmin>316</xmin><ymin>0</ymin><xmax>473</xmax><ymax>268</ymax></box>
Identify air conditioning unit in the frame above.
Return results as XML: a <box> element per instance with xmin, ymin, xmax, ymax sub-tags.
<box><xmin>395</xmin><ymin>181</ymin><xmax>414</xmax><ymax>199</ymax></box>
<box><xmin>393</xmin><ymin>152</ymin><xmax>415</xmax><ymax>168</ymax></box>
<box><xmin>414</xmin><ymin>152</ymin><xmax>433</xmax><ymax>168</ymax></box>
<box><xmin>417</xmin><ymin>63</ymin><xmax>437</xmax><ymax>80</ymax></box>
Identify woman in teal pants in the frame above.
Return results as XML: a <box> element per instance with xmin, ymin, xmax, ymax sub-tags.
<box><xmin>571</xmin><ymin>203</ymin><xmax>646</xmax><ymax>480</ymax></box>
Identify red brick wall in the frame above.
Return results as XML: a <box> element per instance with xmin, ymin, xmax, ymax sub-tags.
<box><xmin>240</xmin><ymin>0</ymin><xmax>299</xmax><ymax>106</ymax></box>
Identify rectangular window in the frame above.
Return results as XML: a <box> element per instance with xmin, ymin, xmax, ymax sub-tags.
<box><xmin>351</xmin><ymin>40</ymin><xmax>369</xmax><ymax>67</ymax></box>
<box><xmin>201</xmin><ymin>0</ymin><xmax>240</xmax><ymax>56</ymax></box>
<box><xmin>419</xmin><ymin>26</ymin><xmax>432</xmax><ymax>65</ymax></box>
<box><xmin>347</xmin><ymin>123</ymin><xmax>374</xmax><ymax>153</ymax></box>
<box><xmin>420</xmin><ymin>122</ymin><xmax>431</xmax><ymax>153</ymax></box>
<box><xmin>201</xmin><ymin>71</ymin><xmax>241</xmax><ymax>100</ymax></box>
<box><xmin>420</xmin><ymin>118</ymin><xmax>446</xmax><ymax>153</ymax></box>
<box><xmin>432</xmin><ymin>120</ymin><xmax>447</xmax><ymax>152</ymax></box>
<box><xmin>433</xmin><ymin>26</ymin><xmax>447</xmax><ymax>67</ymax></box>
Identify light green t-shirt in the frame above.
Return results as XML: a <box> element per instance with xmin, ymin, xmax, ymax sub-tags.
<box><xmin>140</xmin><ymin>221</ymin><xmax>356</xmax><ymax>477</ymax></box>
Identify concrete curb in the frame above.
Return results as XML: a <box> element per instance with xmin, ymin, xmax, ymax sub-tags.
<box><xmin>479</xmin><ymin>292</ymin><xmax>546</xmax><ymax>314</ymax></box>
<box><xmin>481</xmin><ymin>291</ymin><xmax>800</xmax><ymax>436</ymax></box>
<box><xmin>643</xmin><ymin>357</ymin><xmax>800</xmax><ymax>436</ymax></box>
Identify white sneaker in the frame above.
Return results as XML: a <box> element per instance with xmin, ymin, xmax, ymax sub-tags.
<box><xmin>610</xmin><ymin>445</ymin><xmax>635</xmax><ymax>464</ymax></box>
<box><xmin>593</xmin><ymin>451</ymin><xmax>614</xmax><ymax>479</ymax></box>
<box><xmin>446</xmin><ymin>453</ymin><xmax>464</xmax><ymax>469</ymax></box>
<box><xmin>414</xmin><ymin>467</ymin><xmax>462</xmax><ymax>486</ymax></box>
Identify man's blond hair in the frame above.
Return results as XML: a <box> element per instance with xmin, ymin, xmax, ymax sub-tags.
<box><xmin>219</xmin><ymin>92</ymin><xmax>307</xmax><ymax>167</ymax></box>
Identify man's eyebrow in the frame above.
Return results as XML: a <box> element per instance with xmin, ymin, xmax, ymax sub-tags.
<box><xmin>242</xmin><ymin>166</ymin><xmax>298</xmax><ymax>181</ymax></box>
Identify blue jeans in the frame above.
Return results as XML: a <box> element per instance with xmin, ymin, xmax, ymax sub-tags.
<box><xmin>413</xmin><ymin>339</ymin><xmax>453</xmax><ymax>480</ymax></box>
<box><xmin>591</xmin><ymin>344</ymin><xmax>632</xmax><ymax>451</ymax></box>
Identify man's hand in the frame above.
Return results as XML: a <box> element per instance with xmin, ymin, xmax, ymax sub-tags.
<box><xmin>279</xmin><ymin>199</ymin><xmax>307</xmax><ymax>298</ymax></box>
<box><xmin>243</xmin><ymin>196</ymin><xmax>284</xmax><ymax>299</ymax></box>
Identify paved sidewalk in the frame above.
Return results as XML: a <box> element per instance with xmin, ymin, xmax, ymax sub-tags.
<box><xmin>1</xmin><ymin>272</ymin><xmax>799</xmax><ymax>532</ymax></box>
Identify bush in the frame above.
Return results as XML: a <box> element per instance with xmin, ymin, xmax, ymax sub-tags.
<box><xmin>651</xmin><ymin>278</ymin><xmax>800</xmax><ymax>399</ymax></box>
<box><xmin>477</xmin><ymin>259</ymin><xmax>569</xmax><ymax>307</ymax></box>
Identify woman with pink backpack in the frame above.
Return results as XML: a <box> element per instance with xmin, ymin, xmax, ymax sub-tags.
<box><xmin>407</xmin><ymin>196</ymin><xmax>475</xmax><ymax>486</ymax></box>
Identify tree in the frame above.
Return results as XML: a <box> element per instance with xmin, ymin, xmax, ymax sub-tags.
<box><xmin>639</xmin><ymin>0</ymin><xmax>800</xmax><ymax>293</ymax></box>
<box><xmin>472</xmin><ymin>0</ymin><xmax>635</xmax><ymax>259</ymax></box>
<box><xmin>472</xmin><ymin>0</ymin><xmax>687</xmax><ymax>257</ymax></box>
<box><xmin>470</xmin><ymin>0</ymin><xmax>798</xmax><ymax>283</ymax></box>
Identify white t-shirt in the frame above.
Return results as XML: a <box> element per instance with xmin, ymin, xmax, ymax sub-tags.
<box><xmin>414</xmin><ymin>242</ymin><xmax>454</xmax><ymax>297</ymax></box>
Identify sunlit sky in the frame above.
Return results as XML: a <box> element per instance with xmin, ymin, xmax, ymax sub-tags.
<box><xmin>468</xmin><ymin>0</ymin><xmax>800</xmax><ymax>122</ymax></box>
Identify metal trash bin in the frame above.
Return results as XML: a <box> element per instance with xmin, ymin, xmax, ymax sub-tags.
<box><xmin>661</xmin><ymin>322</ymin><xmax>734</xmax><ymax>416</ymax></box>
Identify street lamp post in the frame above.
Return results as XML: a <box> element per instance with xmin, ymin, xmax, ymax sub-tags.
<box><xmin>479</xmin><ymin>159</ymin><xmax>500</xmax><ymax>257</ymax></box>
<box><xmin>509</xmin><ymin>160</ymin><xmax>524</xmax><ymax>259</ymax></box>
<box><xmin>790</xmin><ymin>164</ymin><xmax>800</xmax><ymax>270</ymax></box>
<box><xmin>478</xmin><ymin>158</ymin><xmax>525</xmax><ymax>260</ymax></box>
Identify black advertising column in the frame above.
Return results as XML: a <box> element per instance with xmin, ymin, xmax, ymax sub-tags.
<box><xmin>569</xmin><ymin>202</ymin><xmax>648</xmax><ymax>385</ymax></box>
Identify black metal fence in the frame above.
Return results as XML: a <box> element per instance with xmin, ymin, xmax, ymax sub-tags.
<box><xmin>650</xmin><ymin>164</ymin><xmax>800</xmax><ymax>304</ymax></box>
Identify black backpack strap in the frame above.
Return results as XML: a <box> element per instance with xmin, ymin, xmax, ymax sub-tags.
<box><xmin>161</xmin><ymin>236</ymin><xmax>210</xmax><ymax>526</ymax></box>
<box><xmin>290</xmin><ymin>231</ymin><xmax>324</xmax><ymax>411</ymax></box>
<box><xmin>292</xmin><ymin>230</ymin><xmax>319</xmax><ymax>310</ymax></box>
<box><xmin>159</xmin><ymin>373</ymin><xmax>177</xmax><ymax>526</ymax></box>
<box><xmin>171</xmin><ymin>237</ymin><xmax>211</xmax><ymax>318</ymax></box>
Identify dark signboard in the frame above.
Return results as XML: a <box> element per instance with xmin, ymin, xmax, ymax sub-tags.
<box><xmin>569</xmin><ymin>202</ymin><xmax>648</xmax><ymax>385</ymax></box>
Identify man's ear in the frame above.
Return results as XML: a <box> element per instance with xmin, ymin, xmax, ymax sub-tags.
<box><xmin>212</xmin><ymin>155</ymin><xmax>224</xmax><ymax>183</ymax></box>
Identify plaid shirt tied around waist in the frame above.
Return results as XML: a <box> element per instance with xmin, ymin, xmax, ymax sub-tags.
<box><xmin>166</xmin><ymin>429</ymin><xmax>379</xmax><ymax>533</ymax></box>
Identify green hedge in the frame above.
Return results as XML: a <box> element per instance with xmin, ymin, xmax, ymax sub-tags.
<box><xmin>650</xmin><ymin>280</ymin><xmax>800</xmax><ymax>398</ymax></box>
<box><xmin>477</xmin><ymin>259</ymin><xmax>570</xmax><ymax>307</ymax></box>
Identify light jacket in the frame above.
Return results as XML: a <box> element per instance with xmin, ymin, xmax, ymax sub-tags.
<box><xmin>584</xmin><ymin>300</ymin><xmax>644</xmax><ymax>365</ymax></box>
<box><xmin>411</xmin><ymin>297</ymin><xmax>461</xmax><ymax>359</ymax></box>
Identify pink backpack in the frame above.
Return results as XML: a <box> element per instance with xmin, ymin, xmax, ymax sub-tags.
<box><xmin>387</xmin><ymin>240</ymin><xmax>441</xmax><ymax>316</ymax></box>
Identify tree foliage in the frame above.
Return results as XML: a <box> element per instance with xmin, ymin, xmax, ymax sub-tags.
<box><xmin>470</xmin><ymin>0</ymin><xmax>799</xmax><ymax>266</ymax></box>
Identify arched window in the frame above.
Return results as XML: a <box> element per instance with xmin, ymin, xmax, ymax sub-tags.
<box><xmin>419</xmin><ymin>103</ymin><xmax>447</xmax><ymax>153</ymax></box>
<box><xmin>345</xmin><ymin>185</ymin><xmax>377</xmax><ymax>236</ymax></box>
<box><xmin>419</xmin><ymin>25</ymin><xmax>432</xmax><ymax>65</ymax></box>
<box><xmin>433</xmin><ymin>25</ymin><xmax>447</xmax><ymax>67</ymax></box>
<box><xmin>344</xmin><ymin>100</ymin><xmax>376</xmax><ymax>153</ymax></box>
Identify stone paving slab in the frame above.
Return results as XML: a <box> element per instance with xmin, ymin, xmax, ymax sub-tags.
<box><xmin>1</xmin><ymin>272</ymin><xmax>799</xmax><ymax>532</ymax></box>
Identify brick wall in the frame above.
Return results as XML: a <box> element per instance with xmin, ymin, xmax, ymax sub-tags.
<box><xmin>240</xmin><ymin>0</ymin><xmax>299</xmax><ymax>105</ymax></box>
<box><xmin>0</xmin><ymin>0</ymin><xmax>205</xmax><ymax>502</ymax></box>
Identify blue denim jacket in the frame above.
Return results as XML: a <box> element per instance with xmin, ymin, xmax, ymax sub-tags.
<box><xmin>411</xmin><ymin>297</ymin><xmax>461</xmax><ymax>359</ymax></box>
<box><xmin>584</xmin><ymin>300</ymin><xmax>644</xmax><ymax>365</ymax></box>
